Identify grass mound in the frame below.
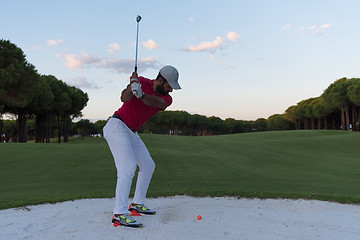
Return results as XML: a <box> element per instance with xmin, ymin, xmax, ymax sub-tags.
<box><xmin>1</xmin><ymin>130</ymin><xmax>359</xmax><ymax>209</ymax></box>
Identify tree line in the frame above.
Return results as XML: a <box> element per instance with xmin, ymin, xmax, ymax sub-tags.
<box><xmin>139</xmin><ymin>111</ymin><xmax>293</xmax><ymax>135</ymax></box>
<box><xmin>0</xmin><ymin>39</ymin><xmax>88</xmax><ymax>143</ymax></box>
<box><xmin>1</xmin><ymin>119</ymin><xmax>106</xmax><ymax>142</ymax></box>
<box><xmin>1</xmin><ymin>110</ymin><xmax>294</xmax><ymax>140</ymax></box>
<box><xmin>284</xmin><ymin>77</ymin><xmax>360</xmax><ymax>131</ymax></box>
<box><xmin>139</xmin><ymin>78</ymin><xmax>360</xmax><ymax>135</ymax></box>
<box><xmin>2</xmin><ymin>39</ymin><xmax>359</xmax><ymax>141</ymax></box>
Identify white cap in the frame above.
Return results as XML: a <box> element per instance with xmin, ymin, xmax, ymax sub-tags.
<box><xmin>159</xmin><ymin>65</ymin><xmax>181</xmax><ymax>90</ymax></box>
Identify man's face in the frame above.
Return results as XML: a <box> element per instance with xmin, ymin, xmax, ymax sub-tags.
<box><xmin>155</xmin><ymin>79</ymin><xmax>173</xmax><ymax>96</ymax></box>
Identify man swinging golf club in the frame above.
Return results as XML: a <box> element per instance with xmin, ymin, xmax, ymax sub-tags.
<box><xmin>103</xmin><ymin>15</ymin><xmax>181</xmax><ymax>228</ymax></box>
<box><xmin>104</xmin><ymin>65</ymin><xmax>181</xmax><ymax>228</ymax></box>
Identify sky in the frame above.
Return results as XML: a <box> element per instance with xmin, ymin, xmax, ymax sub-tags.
<box><xmin>2</xmin><ymin>0</ymin><xmax>360</xmax><ymax>121</ymax></box>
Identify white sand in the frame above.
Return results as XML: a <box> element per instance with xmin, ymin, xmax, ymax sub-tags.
<box><xmin>0</xmin><ymin>196</ymin><xmax>359</xmax><ymax>240</ymax></box>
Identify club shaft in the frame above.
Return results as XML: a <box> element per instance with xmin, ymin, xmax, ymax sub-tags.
<box><xmin>135</xmin><ymin>21</ymin><xmax>140</xmax><ymax>73</ymax></box>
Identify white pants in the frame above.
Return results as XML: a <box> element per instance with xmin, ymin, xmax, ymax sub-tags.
<box><xmin>103</xmin><ymin>118</ymin><xmax>155</xmax><ymax>214</ymax></box>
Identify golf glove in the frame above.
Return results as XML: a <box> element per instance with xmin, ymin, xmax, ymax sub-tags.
<box><xmin>131</xmin><ymin>82</ymin><xmax>145</xmax><ymax>99</ymax></box>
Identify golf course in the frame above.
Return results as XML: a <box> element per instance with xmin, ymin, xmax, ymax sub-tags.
<box><xmin>1</xmin><ymin>130</ymin><xmax>360</xmax><ymax>210</ymax></box>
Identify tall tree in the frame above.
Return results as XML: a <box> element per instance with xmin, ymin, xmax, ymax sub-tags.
<box><xmin>284</xmin><ymin>105</ymin><xmax>300</xmax><ymax>130</ymax></box>
<box><xmin>254</xmin><ymin>118</ymin><xmax>268</xmax><ymax>131</ymax></box>
<box><xmin>267</xmin><ymin>114</ymin><xmax>293</xmax><ymax>130</ymax></box>
<box><xmin>312</xmin><ymin>97</ymin><xmax>326</xmax><ymax>129</ymax></box>
<box><xmin>48</xmin><ymin>76</ymin><xmax>71</xmax><ymax>143</ymax></box>
<box><xmin>76</xmin><ymin>119</ymin><xmax>92</xmax><ymax>138</ymax></box>
<box><xmin>347</xmin><ymin>78</ymin><xmax>360</xmax><ymax>131</ymax></box>
<box><xmin>323</xmin><ymin>78</ymin><xmax>351</xmax><ymax>130</ymax></box>
<box><xmin>208</xmin><ymin>116</ymin><xmax>228</xmax><ymax>135</ymax></box>
<box><xmin>304</xmin><ymin>98</ymin><xmax>317</xmax><ymax>129</ymax></box>
<box><xmin>189</xmin><ymin>114</ymin><xmax>209</xmax><ymax>136</ymax></box>
<box><xmin>0</xmin><ymin>39</ymin><xmax>40</xmax><ymax>142</ymax></box>
<box><xmin>296</xmin><ymin>98</ymin><xmax>315</xmax><ymax>130</ymax></box>
<box><xmin>28</xmin><ymin>75</ymin><xmax>55</xmax><ymax>142</ymax></box>
<box><xmin>63</xmin><ymin>86</ymin><xmax>88</xmax><ymax>142</ymax></box>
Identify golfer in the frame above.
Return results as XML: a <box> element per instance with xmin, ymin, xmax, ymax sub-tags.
<box><xmin>103</xmin><ymin>65</ymin><xmax>181</xmax><ymax>228</ymax></box>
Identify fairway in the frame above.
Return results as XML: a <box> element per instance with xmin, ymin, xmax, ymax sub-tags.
<box><xmin>1</xmin><ymin>130</ymin><xmax>360</xmax><ymax>209</ymax></box>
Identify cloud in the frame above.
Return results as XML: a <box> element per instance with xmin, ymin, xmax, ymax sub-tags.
<box><xmin>101</xmin><ymin>57</ymin><xmax>160</xmax><ymax>73</ymax></box>
<box><xmin>143</xmin><ymin>39</ymin><xmax>160</xmax><ymax>49</ymax></box>
<box><xmin>186</xmin><ymin>36</ymin><xmax>223</xmax><ymax>52</ymax></box>
<box><xmin>65</xmin><ymin>76</ymin><xmax>99</xmax><ymax>89</ymax></box>
<box><xmin>227</xmin><ymin>32</ymin><xmax>240</xmax><ymax>42</ymax></box>
<box><xmin>320</xmin><ymin>23</ymin><xmax>331</xmax><ymax>29</ymax></box>
<box><xmin>185</xmin><ymin>31</ymin><xmax>240</xmax><ymax>53</ymax></box>
<box><xmin>61</xmin><ymin>52</ymin><xmax>160</xmax><ymax>73</ymax></box>
<box><xmin>64</xmin><ymin>54</ymin><xmax>82</xmax><ymax>69</ymax></box>
<box><xmin>282</xmin><ymin>23</ymin><xmax>333</xmax><ymax>36</ymax></box>
<box><xmin>47</xmin><ymin>39</ymin><xmax>63</xmax><ymax>46</ymax></box>
<box><xmin>108</xmin><ymin>43</ymin><xmax>121</xmax><ymax>54</ymax></box>
<box><xmin>64</xmin><ymin>53</ymin><xmax>100</xmax><ymax>69</ymax></box>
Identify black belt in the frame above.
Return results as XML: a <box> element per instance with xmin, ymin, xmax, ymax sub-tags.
<box><xmin>112</xmin><ymin>114</ymin><xmax>137</xmax><ymax>133</ymax></box>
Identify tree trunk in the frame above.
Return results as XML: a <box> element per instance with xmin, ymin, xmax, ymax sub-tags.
<box><xmin>345</xmin><ymin>104</ymin><xmax>350</xmax><ymax>130</ymax></box>
<box><xmin>351</xmin><ymin>105</ymin><xmax>355</xmax><ymax>130</ymax></box>
<box><xmin>57</xmin><ymin>114</ymin><xmax>61</xmax><ymax>143</ymax></box>
<box><xmin>324</xmin><ymin>116</ymin><xmax>327</xmax><ymax>130</ymax></box>
<box><xmin>35</xmin><ymin>114</ymin><xmax>43</xmax><ymax>143</ymax></box>
<box><xmin>317</xmin><ymin>118</ymin><xmax>321</xmax><ymax>130</ymax></box>
<box><xmin>46</xmin><ymin>114</ymin><xmax>52</xmax><ymax>143</ymax></box>
<box><xmin>62</xmin><ymin>115</ymin><xmax>65</xmax><ymax>141</ymax></box>
<box><xmin>0</xmin><ymin>117</ymin><xmax>3</xmax><ymax>143</ymax></box>
<box><xmin>311</xmin><ymin>118</ymin><xmax>315</xmax><ymax>129</ymax></box>
<box><xmin>357</xmin><ymin>107</ymin><xmax>360</xmax><ymax>131</ymax></box>
<box><xmin>304</xmin><ymin>118</ymin><xmax>308</xmax><ymax>130</ymax></box>
<box><xmin>64</xmin><ymin>115</ymin><xmax>70</xmax><ymax>142</ymax></box>
<box><xmin>340</xmin><ymin>106</ymin><xmax>345</xmax><ymax>130</ymax></box>
<box><xmin>352</xmin><ymin>105</ymin><xmax>357</xmax><ymax>131</ymax></box>
<box><xmin>17</xmin><ymin>109</ymin><xmax>27</xmax><ymax>143</ymax></box>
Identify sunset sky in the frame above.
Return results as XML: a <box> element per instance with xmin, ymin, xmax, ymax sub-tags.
<box><xmin>2</xmin><ymin>0</ymin><xmax>360</xmax><ymax>121</ymax></box>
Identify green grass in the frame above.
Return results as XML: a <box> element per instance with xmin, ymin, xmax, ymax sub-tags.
<box><xmin>1</xmin><ymin>130</ymin><xmax>360</xmax><ymax>210</ymax></box>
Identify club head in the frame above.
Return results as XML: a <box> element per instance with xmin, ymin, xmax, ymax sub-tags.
<box><xmin>136</xmin><ymin>15</ymin><xmax>142</xmax><ymax>22</ymax></box>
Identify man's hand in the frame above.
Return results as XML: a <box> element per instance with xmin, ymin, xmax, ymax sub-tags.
<box><xmin>130</xmin><ymin>72</ymin><xmax>139</xmax><ymax>84</ymax></box>
<box><xmin>129</xmin><ymin>71</ymin><xmax>144</xmax><ymax>99</ymax></box>
<box><xmin>131</xmin><ymin>82</ymin><xmax>145</xmax><ymax>99</ymax></box>
<box><xmin>121</xmin><ymin>72</ymin><xmax>141</xmax><ymax>102</ymax></box>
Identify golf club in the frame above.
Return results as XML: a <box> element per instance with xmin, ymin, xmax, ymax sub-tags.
<box><xmin>134</xmin><ymin>15</ymin><xmax>142</xmax><ymax>73</ymax></box>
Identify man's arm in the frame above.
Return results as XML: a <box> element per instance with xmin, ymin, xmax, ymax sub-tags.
<box><xmin>121</xmin><ymin>86</ymin><xmax>167</xmax><ymax>109</ymax></box>
<box><xmin>141</xmin><ymin>94</ymin><xmax>167</xmax><ymax>109</ymax></box>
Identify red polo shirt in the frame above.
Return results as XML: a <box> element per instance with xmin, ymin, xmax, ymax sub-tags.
<box><xmin>114</xmin><ymin>76</ymin><xmax>172</xmax><ymax>131</ymax></box>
